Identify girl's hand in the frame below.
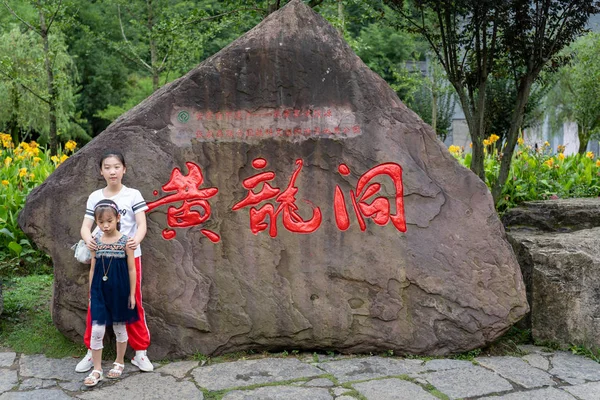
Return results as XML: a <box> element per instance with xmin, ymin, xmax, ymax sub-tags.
<box><xmin>129</xmin><ymin>295</ymin><xmax>136</xmax><ymax>310</ymax></box>
<box><xmin>85</xmin><ymin>237</ymin><xmax>97</xmax><ymax>251</ymax></box>
<box><xmin>127</xmin><ymin>237</ymin><xmax>140</xmax><ymax>250</ymax></box>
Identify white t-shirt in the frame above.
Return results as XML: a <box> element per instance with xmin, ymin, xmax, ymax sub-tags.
<box><xmin>84</xmin><ymin>185</ymin><xmax>148</xmax><ymax>257</ymax></box>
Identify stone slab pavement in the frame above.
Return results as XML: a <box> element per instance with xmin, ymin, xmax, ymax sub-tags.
<box><xmin>1</xmin><ymin>345</ymin><xmax>600</xmax><ymax>399</ymax></box>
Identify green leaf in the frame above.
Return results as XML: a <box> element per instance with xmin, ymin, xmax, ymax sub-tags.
<box><xmin>0</xmin><ymin>228</ymin><xmax>15</xmax><ymax>239</ymax></box>
<box><xmin>8</xmin><ymin>241</ymin><xmax>22</xmax><ymax>256</ymax></box>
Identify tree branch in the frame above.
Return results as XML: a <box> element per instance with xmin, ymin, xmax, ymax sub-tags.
<box><xmin>0</xmin><ymin>68</ymin><xmax>50</xmax><ymax>104</ymax></box>
<box><xmin>1</xmin><ymin>0</ymin><xmax>41</xmax><ymax>36</ymax></box>
<box><xmin>118</xmin><ymin>4</ymin><xmax>153</xmax><ymax>72</ymax></box>
<box><xmin>46</xmin><ymin>0</ymin><xmax>63</xmax><ymax>32</ymax></box>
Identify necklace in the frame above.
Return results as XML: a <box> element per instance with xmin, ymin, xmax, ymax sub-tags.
<box><xmin>101</xmin><ymin>256</ymin><xmax>113</xmax><ymax>282</ymax></box>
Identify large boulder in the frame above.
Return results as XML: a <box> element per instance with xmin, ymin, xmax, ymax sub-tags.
<box><xmin>18</xmin><ymin>0</ymin><xmax>527</xmax><ymax>359</ymax></box>
<box><xmin>504</xmin><ymin>199</ymin><xmax>600</xmax><ymax>347</ymax></box>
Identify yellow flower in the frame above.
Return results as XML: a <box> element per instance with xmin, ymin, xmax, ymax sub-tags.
<box><xmin>29</xmin><ymin>140</ymin><xmax>38</xmax><ymax>148</ymax></box>
<box><xmin>0</xmin><ymin>133</ymin><xmax>12</xmax><ymax>148</ymax></box>
<box><xmin>448</xmin><ymin>145</ymin><xmax>461</xmax><ymax>155</ymax></box>
<box><xmin>557</xmin><ymin>144</ymin><xmax>565</xmax><ymax>153</ymax></box>
<box><xmin>586</xmin><ymin>151</ymin><xmax>594</xmax><ymax>159</ymax></box>
<box><xmin>16</xmin><ymin>155</ymin><xmax>24</xmax><ymax>161</ymax></box>
<box><xmin>18</xmin><ymin>167</ymin><xmax>27</xmax><ymax>177</ymax></box>
<box><xmin>1</xmin><ymin>180</ymin><xmax>9</xmax><ymax>186</ymax></box>
<box><xmin>4</xmin><ymin>156</ymin><xmax>12</xmax><ymax>167</ymax></box>
<box><xmin>29</xmin><ymin>173</ymin><xmax>35</xmax><ymax>180</ymax></box>
<box><xmin>64</xmin><ymin>140</ymin><xmax>77</xmax><ymax>152</ymax></box>
<box><xmin>558</xmin><ymin>153</ymin><xmax>565</xmax><ymax>161</ymax></box>
<box><xmin>33</xmin><ymin>156</ymin><xmax>42</xmax><ymax>165</ymax></box>
<box><xmin>14</xmin><ymin>147</ymin><xmax>22</xmax><ymax>156</ymax></box>
<box><xmin>31</xmin><ymin>147</ymin><xmax>40</xmax><ymax>156</ymax></box>
<box><xmin>50</xmin><ymin>155</ymin><xmax>59</xmax><ymax>164</ymax></box>
<box><xmin>469</xmin><ymin>143</ymin><xmax>473</xmax><ymax>148</ymax></box>
<box><xmin>544</xmin><ymin>141</ymin><xmax>550</xmax><ymax>147</ymax></box>
<box><xmin>596</xmin><ymin>160</ymin><xmax>600</xmax><ymax>168</ymax></box>
<box><xmin>489</xmin><ymin>134</ymin><xmax>500</xmax><ymax>144</ymax></box>
<box><xmin>483</xmin><ymin>139</ymin><xmax>491</xmax><ymax>146</ymax></box>
<box><xmin>544</xmin><ymin>158</ymin><xmax>554</xmax><ymax>168</ymax></box>
<box><xmin>517</xmin><ymin>137</ymin><xmax>524</xmax><ymax>145</ymax></box>
<box><xmin>59</xmin><ymin>154</ymin><xmax>68</xmax><ymax>164</ymax></box>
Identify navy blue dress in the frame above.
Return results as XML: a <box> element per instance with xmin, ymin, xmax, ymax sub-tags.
<box><xmin>90</xmin><ymin>235</ymin><xmax>139</xmax><ymax>326</ymax></box>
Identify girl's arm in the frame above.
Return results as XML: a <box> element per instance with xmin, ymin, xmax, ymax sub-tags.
<box><xmin>89</xmin><ymin>251</ymin><xmax>96</xmax><ymax>294</ymax></box>
<box><xmin>127</xmin><ymin>212</ymin><xmax>147</xmax><ymax>250</ymax></box>
<box><xmin>81</xmin><ymin>218</ymin><xmax>97</xmax><ymax>251</ymax></box>
<box><xmin>125</xmin><ymin>246</ymin><xmax>136</xmax><ymax>309</ymax></box>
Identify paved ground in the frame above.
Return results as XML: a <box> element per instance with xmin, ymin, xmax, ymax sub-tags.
<box><xmin>1</xmin><ymin>345</ymin><xmax>600</xmax><ymax>399</ymax></box>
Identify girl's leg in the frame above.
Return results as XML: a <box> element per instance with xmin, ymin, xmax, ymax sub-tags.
<box><xmin>84</xmin><ymin>324</ymin><xmax>105</xmax><ymax>385</ymax></box>
<box><xmin>108</xmin><ymin>324</ymin><xmax>128</xmax><ymax>378</ymax></box>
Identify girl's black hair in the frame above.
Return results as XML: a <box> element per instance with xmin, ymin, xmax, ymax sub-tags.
<box><xmin>99</xmin><ymin>150</ymin><xmax>126</xmax><ymax>169</ymax></box>
<box><xmin>94</xmin><ymin>199</ymin><xmax>121</xmax><ymax>231</ymax></box>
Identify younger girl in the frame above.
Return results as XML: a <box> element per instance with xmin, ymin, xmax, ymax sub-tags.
<box><xmin>84</xmin><ymin>200</ymin><xmax>138</xmax><ymax>387</ymax></box>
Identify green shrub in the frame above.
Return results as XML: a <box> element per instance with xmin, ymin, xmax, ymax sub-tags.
<box><xmin>449</xmin><ymin>138</ymin><xmax>600</xmax><ymax>212</ymax></box>
<box><xmin>0</xmin><ymin>134</ymin><xmax>77</xmax><ymax>276</ymax></box>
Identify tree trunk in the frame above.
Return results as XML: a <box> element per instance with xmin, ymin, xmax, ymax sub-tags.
<box><xmin>338</xmin><ymin>0</ymin><xmax>344</xmax><ymax>35</ymax></box>
<box><xmin>147</xmin><ymin>0</ymin><xmax>159</xmax><ymax>92</ymax></box>
<box><xmin>431</xmin><ymin>88</ymin><xmax>437</xmax><ymax>134</ymax></box>
<box><xmin>454</xmin><ymin>86</ymin><xmax>486</xmax><ymax>180</ymax></box>
<box><xmin>578</xmin><ymin>125</ymin><xmax>589</xmax><ymax>154</ymax></box>
<box><xmin>9</xmin><ymin>84</ymin><xmax>20</xmax><ymax>144</ymax></box>
<box><xmin>492</xmin><ymin>76</ymin><xmax>534</xmax><ymax>204</ymax></box>
<box><xmin>39</xmin><ymin>8</ymin><xmax>57</xmax><ymax>155</ymax></box>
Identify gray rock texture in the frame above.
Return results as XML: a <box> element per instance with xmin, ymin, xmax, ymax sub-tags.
<box><xmin>352</xmin><ymin>378</ymin><xmax>438</xmax><ymax>400</ymax></box>
<box><xmin>0</xmin><ymin>370</ymin><xmax>17</xmax><ymax>395</ymax></box>
<box><xmin>479</xmin><ymin>387</ymin><xmax>576</xmax><ymax>400</ymax></box>
<box><xmin>508</xmin><ymin>227</ymin><xmax>600</xmax><ymax>347</ymax></box>
<box><xmin>77</xmin><ymin>374</ymin><xmax>203</xmax><ymax>400</ymax></box>
<box><xmin>18</xmin><ymin>0</ymin><xmax>527</xmax><ymax>359</ymax></box>
<box><xmin>502</xmin><ymin>198</ymin><xmax>600</xmax><ymax>232</ymax></box>
<box><xmin>221</xmin><ymin>386</ymin><xmax>332</xmax><ymax>400</ymax></box>
<box><xmin>191</xmin><ymin>358</ymin><xmax>323</xmax><ymax>390</ymax></box>
<box><xmin>155</xmin><ymin>360</ymin><xmax>199</xmax><ymax>379</ymax></box>
<box><xmin>0</xmin><ymin>354</ymin><xmax>15</xmax><ymax>369</ymax></box>
<box><xmin>563</xmin><ymin>381</ymin><xmax>600</xmax><ymax>400</ymax></box>
<box><xmin>0</xmin><ymin>390</ymin><xmax>72</xmax><ymax>400</ymax></box>
<box><xmin>475</xmin><ymin>356</ymin><xmax>555</xmax><ymax>388</ymax></box>
<box><xmin>317</xmin><ymin>357</ymin><xmax>424</xmax><ymax>383</ymax></box>
<box><xmin>548</xmin><ymin>351</ymin><xmax>600</xmax><ymax>385</ymax></box>
<box><xmin>506</xmin><ymin>198</ymin><xmax>600</xmax><ymax>347</ymax></box>
<box><xmin>421</xmin><ymin>366</ymin><xmax>513</xmax><ymax>399</ymax></box>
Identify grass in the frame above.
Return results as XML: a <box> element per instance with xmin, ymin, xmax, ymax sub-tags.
<box><xmin>0</xmin><ymin>274</ymin><xmax>86</xmax><ymax>358</ymax></box>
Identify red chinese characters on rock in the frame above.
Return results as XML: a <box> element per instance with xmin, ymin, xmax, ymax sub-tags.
<box><xmin>232</xmin><ymin>158</ymin><xmax>322</xmax><ymax>237</ymax></box>
<box><xmin>334</xmin><ymin>163</ymin><xmax>407</xmax><ymax>233</ymax></box>
<box><xmin>146</xmin><ymin>162</ymin><xmax>220</xmax><ymax>243</ymax></box>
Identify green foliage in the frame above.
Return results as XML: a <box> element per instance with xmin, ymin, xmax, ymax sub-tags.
<box><xmin>546</xmin><ymin>32</ymin><xmax>600</xmax><ymax>153</ymax></box>
<box><xmin>0</xmin><ymin>25</ymin><xmax>87</xmax><ymax>144</ymax></box>
<box><xmin>569</xmin><ymin>344</ymin><xmax>600</xmax><ymax>363</ymax></box>
<box><xmin>450</xmin><ymin>138</ymin><xmax>600</xmax><ymax>212</ymax></box>
<box><xmin>0</xmin><ymin>135</ymin><xmax>73</xmax><ymax>276</ymax></box>
<box><xmin>0</xmin><ymin>274</ymin><xmax>86</xmax><ymax>357</ymax></box>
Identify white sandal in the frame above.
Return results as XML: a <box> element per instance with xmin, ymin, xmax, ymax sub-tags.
<box><xmin>84</xmin><ymin>370</ymin><xmax>103</xmax><ymax>387</ymax></box>
<box><xmin>108</xmin><ymin>362</ymin><xmax>124</xmax><ymax>379</ymax></box>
